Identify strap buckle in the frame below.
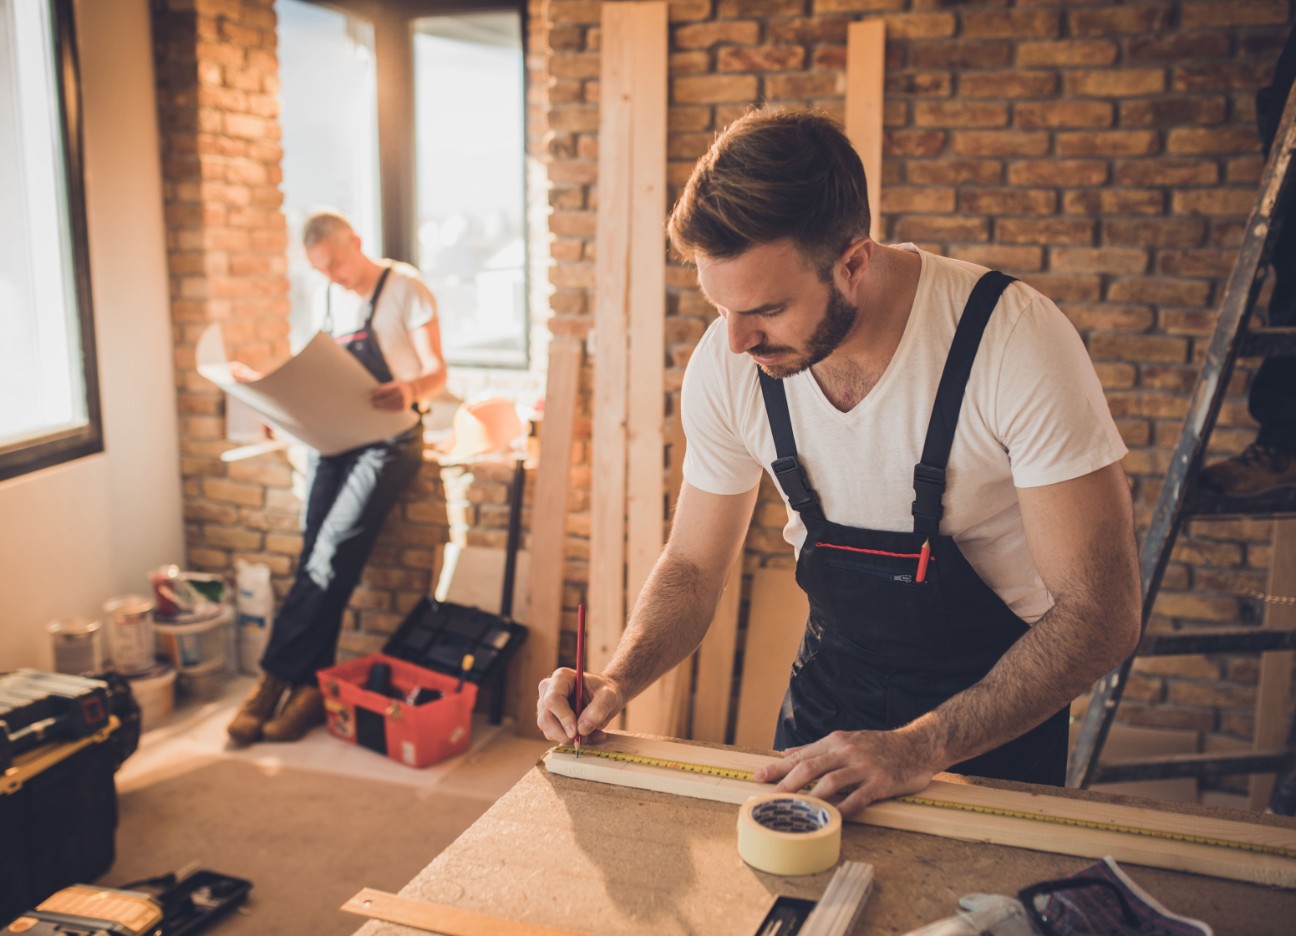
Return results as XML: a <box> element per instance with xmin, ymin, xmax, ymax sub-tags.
<box><xmin>911</xmin><ymin>463</ymin><xmax>946</xmax><ymax>530</ymax></box>
<box><xmin>772</xmin><ymin>455</ymin><xmax>822</xmax><ymax>514</ymax></box>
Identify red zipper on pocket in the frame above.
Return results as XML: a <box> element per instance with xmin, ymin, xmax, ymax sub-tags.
<box><xmin>814</xmin><ymin>542</ymin><xmax>925</xmax><ymax>559</ymax></box>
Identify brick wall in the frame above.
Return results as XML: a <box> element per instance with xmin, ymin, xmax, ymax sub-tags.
<box><xmin>152</xmin><ymin>0</ymin><xmax>461</xmax><ymax>663</ymax></box>
<box><xmin>540</xmin><ymin>0</ymin><xmax>1296</xmax><ymax>787</ymax></box>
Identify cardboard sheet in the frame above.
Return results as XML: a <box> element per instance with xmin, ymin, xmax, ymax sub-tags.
<box><xmin>197</xmin><ymin>323</ymin><xmax>418</xmax><ymax>456</ymax></box>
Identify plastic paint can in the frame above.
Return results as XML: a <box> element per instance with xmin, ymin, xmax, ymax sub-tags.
<box><xmin>127</xmin><ymin>660</ymin><xmax>176</xmax><ymax>731</ymax></box>
<box><xmin>47</xmin><ymin>616</ymin><xmax>103</xmax><ymax>675</ymax></box>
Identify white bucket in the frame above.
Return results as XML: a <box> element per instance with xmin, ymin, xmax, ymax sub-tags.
<box><xmin>47</xmin><ymin>616</ymin><xmax>103</xmax><ymax>675</ymax></box>
<box><xmin>127</xmin><ymin>661</ymin><xmax>176</xmax><ymax>731</ymax></box>
<box><xmin>104</xmin><ymin>595</ymin><xmax>156</xmax><ymax>675</ymax></box>
<box><xmin>154</xmin><ymin>605</ymin><xmax>232</xmax><ymax>671</ymax></box>
<box><xmin>177</xmin><ymin>657</ymin><xmax>228</xmax><ymax>701</ymax></box>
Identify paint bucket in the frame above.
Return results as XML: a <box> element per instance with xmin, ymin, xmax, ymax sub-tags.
<box><xmin>177</xmin><ymin>657</ymin><xmax>228</xmax><ymax>701</ymax></box>
<box><xmin>103</xmin><ymin>595</ymin><xmax>156</xmax><ymax>676</ymax></box>
<box><xmin>154</xmin><ymin>605</ymin><xmax>232</xmax><ymax>671</ymax></box>
<box><xmin>47</xmin><ymin>616</ymin><xmax>104</xmax><ymax>676</ymax></box>
<box><xmin>126</xmin><ymin>659</ymin><xmax>176</xmax><ymax>731</ymax></box>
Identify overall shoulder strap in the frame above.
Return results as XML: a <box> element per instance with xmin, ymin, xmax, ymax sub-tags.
<box><xmin>912</xmin><ymin>270</ymin><xmax>1016</xmax><ymax>536</ymax></box>
<box><xmin>758</xmin><ymin>369</ymin><xmax>825</xmax><ymax>521</ymax></box>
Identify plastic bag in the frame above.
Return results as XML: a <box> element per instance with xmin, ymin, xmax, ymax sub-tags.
<box><xmin>235</xmin><ymin>559</ymin><xmax>274</xmax><ymax>675</ymax></box>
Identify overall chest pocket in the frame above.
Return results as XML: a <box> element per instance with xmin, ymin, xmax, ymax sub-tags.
<box><xmin>814</xmin><ymin>541</ymin><xmax>930</xmax><ymax>586</ymax></box>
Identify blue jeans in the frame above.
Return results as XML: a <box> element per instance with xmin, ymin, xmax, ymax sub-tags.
<box><xmin>260</xmin><ymin>431</ymin><xmax>424</xmax><ymax>685</ymax></box>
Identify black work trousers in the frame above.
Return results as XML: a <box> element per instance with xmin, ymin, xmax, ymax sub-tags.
<box><xmin>260</xmin><ymin>431</ymin><xmax>423</xmax><ymax>686</ymax></box>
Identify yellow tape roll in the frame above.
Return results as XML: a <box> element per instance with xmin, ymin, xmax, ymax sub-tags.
<box><xmin>737</xmin><ymin>793</ymin><xmax>842</xmax><ymax>876</ymax></box>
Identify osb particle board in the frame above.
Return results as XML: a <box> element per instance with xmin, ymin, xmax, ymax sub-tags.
<box><xmin>350</xmin><ymin>762</ymin><xmax>1296</xmax><ymax>936</ymax></box>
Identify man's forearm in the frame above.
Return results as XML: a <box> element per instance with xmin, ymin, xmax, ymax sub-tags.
<box><xmin>602</xmin><ymin>553</ymin><xmax>724</xmax><ymax>703</ymax></box>
<box><xmin>908</xmin><ymin>552</ymin><xmax>1140</xmax><ymax>770</ymax></box>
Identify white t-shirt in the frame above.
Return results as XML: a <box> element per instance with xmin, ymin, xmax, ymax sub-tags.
<box><xmin>310</xmin><ymin>261</ymin><xmax>438</xmax><ymax>383</ymax></box>
<box><xmin>681</xmin><ymin>247</ymin><xmax>1127</xmax><ymax>623</ymax></box>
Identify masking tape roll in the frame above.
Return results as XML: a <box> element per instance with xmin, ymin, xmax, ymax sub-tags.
<box><xmin>737</xmin><ymin>793</ymin><xmax>842</xmax><ymax>876</ymax></box>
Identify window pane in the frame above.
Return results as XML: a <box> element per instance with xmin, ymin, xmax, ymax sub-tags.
<box><xmin>277</xmin><ymin>0</ymin><xmax>380</xmax><ymax>350</ymax></box>
<box><xmin>415</xmin><ymin>12</ymin><xmax>527</xmax><ymax>368</ymax></box>
<box><xmin>0</xmin><ymin>0</ymin><xmax>92</xmax><ymax>453</ymax></box>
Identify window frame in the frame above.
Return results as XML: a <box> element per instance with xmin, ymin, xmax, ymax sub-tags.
<box><xmin>0</xmin><ymin>0</ymin><xmax>103</xmax><ymax>482</ymax></box>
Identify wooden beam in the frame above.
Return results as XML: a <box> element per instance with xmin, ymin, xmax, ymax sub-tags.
<box><xmin>622</xmin><ymin>1</ymin><xmax>671</xmax><ymax>735</ymax></box>
<box><xmin>691</xmin><ymin>554</ymin><xmax>743</xmax><ymax>743</ymax></box>
<box><xmin>733</xmin><ymin>565</ymin><xmax>807</xmax><ymax>748</ymax></box>
<box><xmin>342</xmin><ymin>888</ymin><xmax>577</xmax><ymax>936</ymax></box>
<box><xmin>544</xmin><ymin>735</ymin><xmax>1296</xmax><ymax>888</ymax></box>
<box><xmin>513</xmin><ymin>336</ymin><xmax>581</xmax><ymax>735</ymax></box>
<box><xmin>845</xmin><ymin>19</ymin><xmax>886</xmax><ymax>242</ymax></box>
<box><xmin>799</xmin><ymin>862</ymin><xmax>875</xmax><ymax>936</ymax></box>
<box><xmin>589</xmin><ymin>1</ymin><xmax>635</xmax><ymax>673</ymax></box>
<box><xmin>1251</xmin><ymin>519</ymin><xmax>1296</xmax><ymax>808</ymax></box>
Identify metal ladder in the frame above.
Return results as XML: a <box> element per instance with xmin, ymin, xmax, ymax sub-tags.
<box><xmin>1067</xmin><ymin>83</ymin><xmax>1296</xmax><ymax>811</ymax></box>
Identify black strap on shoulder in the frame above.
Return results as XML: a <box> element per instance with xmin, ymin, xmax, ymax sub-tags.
<box><xmin>323</xmin><ymin>264</ymin><xmax>393</xmax><ymax>334</ymax></box>
<box><xmin>758</xmin><ymin>369</ymin><xmax>825</xmax><ymax>521</ymax></box>
<box><xmin>912</xmin><ymin>270</ymin><xmax>1016</xmax><ymax>537</ymax></box>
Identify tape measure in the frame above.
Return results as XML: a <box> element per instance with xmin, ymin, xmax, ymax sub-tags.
<box><xmin>552</xmin><ymin>745</ymin><xmax>1296</xmax><ymax>860</ymax></box>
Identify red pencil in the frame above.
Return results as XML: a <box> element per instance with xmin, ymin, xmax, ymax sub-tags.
<box><xmin>574</xmin><ymin>603</ymin><xmax>585</xmax><ymax>757</ymax></box>
<box><xmin>915</xmin><ymin>539</ymin><xmax>931</xmax><ymax>584</ymax></box>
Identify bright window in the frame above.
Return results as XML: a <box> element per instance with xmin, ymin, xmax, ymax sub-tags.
<box><xmin>414</xmin><ymin>11</ymin><xmax>528</xmax><ymax>369</ymax></box>
<box><xmin>0</xmin><ymin>0</ymin><xmax>100</xmax><ymax>481</ymax></box>
<box><xmin>276</xmin><ymin>0</ymin><xmax>381</xmax><ymax>350</ymax></box>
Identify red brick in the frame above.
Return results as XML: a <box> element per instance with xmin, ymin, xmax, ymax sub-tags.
<box><xmin>885</xmin><ymin>71</ymin><xmax>953</xmax><ymax>97</ymax></box>
<box><xmin>1157</xmin><ymin>249</ymin><xmax>1238</xmax><ymax>278</ymax></box>
<box><xmin>718</xmin><ymin>45</ymin><xmax>806</xmax><ymax>72</ymax></box>
<box><xmin>884</xmin><ymin>129</ymin><xmax>947</xmax><ymax>157</ymax></box>
<box><xmin>1068</xmin><ymin>5</ymin><xmax>1173</xmax><ymax>37</ymax></box>
<box><xmin>767</xmin><ymin>18</ymin><xmax>849</xmax><ymax>44</ymax></box>
<box><xmin>1021</xmin><ymin>273</ymin><xmax>1103</xmax><ymax>303</ymax></box>
<box><xmin>953</xmin><ymin>130</ymin><xmax>1050</xmax><ymax>158</ymax></box>
<box><xmin>674</xmin><ymin>21</ymin><xmax>760</xmax><ymax>48</ymax></box>
<box><xmin>999</xmin><ymin>217</ymin><xmax>1094</xmax><ymax>245</ymax></box>
<box><xmin>950</xmin><ymin>245</ymin><xmax>1043</xmax><ymax>272</ymax></box>
<box><xmin>910</xmin><ymin>41</ymin><xmax>1013</xmax><ymax>70</ymax></box>
<box><xmin>1180</xmin><ymin>0</ymin><xmax>1291</xmax><ymax>27</ymax></box>
<box><xmin>765</xmin><ymin>72</ymin><xmax>843</xmax><ymax>99</ymax></box>
<box><xmin>1168</xmin><ymin>125</ymin><xmax>1262</xmax><ymax>156</ymax></box>
<box><xmin>1172</xmin><ymin>188</ymin><xmax>1261</xmax><ymax>217</ymax></box>
<box><xmin>963</xmin><ymin>9</ymin><xmax>1059</xmax><ymax>38</ymax></box>
<box><xmin>908</xmin><ymin>159</ymin><xmax>1002</xmax><ymax>185</ymax></box>
<box><xmin>810</xmin><ymin>46</ymin><xmax>847</xmax><ymax>71</ymax></box>
<box><xmin>1108</xmin><ymin>278</ymin><xmax>1213</xmax><ymax>307</ymax></box>
<box><xmin>1016</xmin><ymin>38</ymin><xmax>1116</xmax><ymax>67</ymax></box>
<box><xmin>884</xmin><ymin>186</ymin><xmax>956</xmax><ymax>213</ymax></box>
<box><xmin>960</xmin><ymin>71</ymin><xmax>1057</xmax><ymax>99</ymax></box>
<box><xmin>679</xmin><ymin>73</ymin><xmax>756</xmax><ymax>103</ymax></box>
<box><xmin>717</xmin><ymin>0</ymin><xmax>804</xmax><ymax>15</ymax></box>
<box><xmin>1008</xmin><ymin>159</ymin><xmax>1108</xmax><ymax>186</ymax></box>
<box><xmin>886</xmin><ymin>12</ymin><xmax>956</xmax><ymax>39</ymax></box>
<box><xmin>1173</xmin><ymin>63</ymin><xmax>1272</xmax><ymax>94</ymax></box>
<box><xmin>668</xmin><ymin>0</ymin><xmax>714</xmax><ymax>21</ymax></box>
<box><xmin>913</xmin><ymin>101</ymin><xmax>1008</xmax><ymax>128</ymax></box>
<box><xmin>813</xmin><ymin>0</ymin><xmax>906</xmax><ymax>13</ymax></box>
<box><xmin>1121</xmin><ymin>96</ymin><xmax>1229</xmax><ymax>129</ymax></box>
<box><xmin>960</xmin><ymin>188</ymin><xmax>1055</xmax><ymax>216</ymax></box>
<box><xmin>670</xmin><ymin>51</ymin><xmax>710</xmax><ymax>75</ymax></box>
<box><xmin>891</xmin><ymin>216</ymin><xmax>989</xmax><ymax>242</ymax></box>
<box><xmin>1016</xmin><ymin>100</ymin><xmax>1113</xmax><ymax>129</ymax></box>
<box><xmin>1051</xmin><ymin>247</ymin><xmax>1149</xmax><ymax>275</ymax></box>
<box><xmin>1105</xmin><ymin>218</ymin><xmax>1206</xmax><ymax>248</ymax></box>
<box><xmin>1113</xmin><ymin>158</ymin><xmax>1219</xmax><ymax>186</ymax></box>
<box><xmin>1139</xmin><ymin>364</ymin><xmax>1203</xmax><ymax>392</ymax></box>
<box><xmin>1063</xmin><ymin>188</ymin><xmax>1164</xmax><ymax>216</ymax></box>
<box><xmin>1062</xmin><ymin>302</ymin><xmax>1157</xmax><ymax>333</ymax></box>
<box><xmin>1226</xmin><ymin>155</ymin><xmax>1265</xmax><ymax>184</ymax></box>
<box><xmin>1057</xmin><ymin>130</ymin><xmax>1160</xmax><ymax>158</ymax></box>
<box><xmin>549</xmin><ymin>0</ymin><xmax>602</xmax><ymax>23</ymax></box>
<box><xmin>1159</xmin><ymin>309</ymin><xmax>1219</xmax><ymax>335</ymax></box>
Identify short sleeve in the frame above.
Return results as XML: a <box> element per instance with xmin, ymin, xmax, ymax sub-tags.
<box><xmin>681</xmin><ymin>322</ymin><xmax>765</xmax><ymax>495</ymax></box>
<box><xmin>399</xmin><ymin>273</ymin><xmax>437</xmax><ymax>331</ymax></box>
<box><xmin>994</xmin><ymin>294</ymin><xmax>1128</xmax><ymax>488</ymax></box>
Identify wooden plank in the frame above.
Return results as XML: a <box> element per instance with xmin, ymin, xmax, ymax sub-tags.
<box><xmin>436</xmin><ymin>544</ymin><xmax>530</xmax><ymax>618</ymax></box>
<box><xmin>1250</xmin><ymin>519</ymin><xmax>1296</xmax><ymax>809</ymax></box>
<box><xmin>543</xmin><ymin>735</ymin><xmax>1296</xmax><ymax>888</ymax></box>
<box><xmin>733</xmin><ymin>565</ymin><xmax>807</xmax><ymax>749</ymax></box>
<box><xmin>342</xmin><ymin>888</ymin><xmax>577</xmax><ymax>936</ymax></box>
<box><xmin>513</xmin><ymin>337</ymin><xmax>581</xmax><ymax>735</ymax></box>
<box><xmin>623</xmin><ymin>2</ymin><xmax>671</xmax><ymax>736</ymax></box>
<box><xmin>589</xmin><ymin>1</ymin><xmax>634</xmax><ymax>674</ymax></box>
<box><xmin>799</xmin><ymin>862</ymin><xmax>875</xmax><ymax>936</ymax></box>
<box><xmin>691</xmin><ymin>554</ymin><xmax>743</xmax><ymax>743</ymax></box>
<box><xmin>845</xmin><ymin>19</ymin><xmax>885</xmax><ymax>242</ymax></box>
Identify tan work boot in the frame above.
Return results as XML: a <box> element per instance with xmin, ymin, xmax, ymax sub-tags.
<box><xmin>261</xmin><ymin>684</ymin><xmax>325</xmax><ymax>743</ymax></box>
<box><xmin>227</xmin><ymin>674</ymin><xmax>288</xmax><ymax>745</ymax></box>
<box><xmin>1199</xmin><ymin>443</ymin><xmax>1296</xmax><ymax>497</ymax></box>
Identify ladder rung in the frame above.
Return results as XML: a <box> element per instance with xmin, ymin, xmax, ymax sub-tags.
<box><xmin>1188</xmin><ymin>485</ymin><xmax>1296</xmax><ymax>520</ymax></box>
<box><xmin>1093</xmin><ymin>749</ymin><xmax>1296</xmax><ymax>783</ymax></box>
<box><xmin>1138</xmin><ymin>627</ymin><xmax>1296</xmax><ymax>654</ymax></box>
<box><xmin>1238</xmin><ymin>327</ymin><xmax>1296</xmax><ymax>358</ymax></box>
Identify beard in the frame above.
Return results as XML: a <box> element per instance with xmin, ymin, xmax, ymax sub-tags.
<box><xmin>753</xmin><ymin>286</ymin><xmax>858</xmax><ymax>380</ymax></box>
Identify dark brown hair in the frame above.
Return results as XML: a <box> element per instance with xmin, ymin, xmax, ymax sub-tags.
<box><xmin>667</xmin><ymin>108</ymin><xmax>871</xmax><ymax>269</ymax></box>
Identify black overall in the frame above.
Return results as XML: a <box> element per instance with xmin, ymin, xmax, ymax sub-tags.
<box><xmin>767</xmin><ymin>271</ymin><xmax>1069</xmax><ymax>786</ymax></box>
<box><xmin>260</xmin><ymin>265</ymin><xmax>424</xmax><ymax>686</ymax></box>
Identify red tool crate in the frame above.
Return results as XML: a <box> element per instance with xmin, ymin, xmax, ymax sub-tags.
<box><xmin>317</xmin><ymin>654</ymin><xmax>477</xmax><ymax>768</ymax></box>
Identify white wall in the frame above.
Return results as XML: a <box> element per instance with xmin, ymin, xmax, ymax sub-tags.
<box><xmin>0</xmin><ymin>0</ymin><xmax>183</xmax><ymax>670</ymax></box>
